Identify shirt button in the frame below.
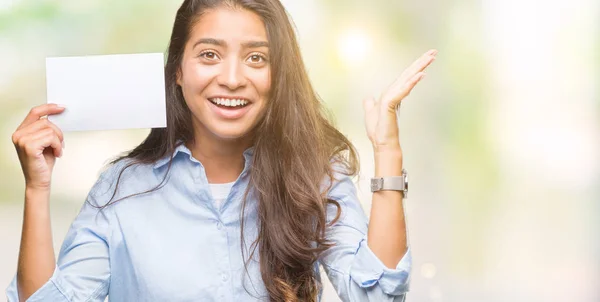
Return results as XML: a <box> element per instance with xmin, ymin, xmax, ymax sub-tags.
<box><xmin>217</xmin><ymin>222</ymin><xmax>223</xmax><ymax>230</ymax></box>
<box><xmin>221</xmin><ymin>274</ymin><xmax>228</xmax><ymax>282</ymax></box>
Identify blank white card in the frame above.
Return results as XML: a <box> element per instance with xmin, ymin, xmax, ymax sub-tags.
<box><xmin>46</xmin><ymin>53</ymin><xmax>167</xmax><ymax>132</ymax></box>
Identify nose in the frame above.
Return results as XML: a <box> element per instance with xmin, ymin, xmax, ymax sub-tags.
<box><xmin>217</xmin><ymin>58</ymin><xmax>246</xmax><ymax>90</ymax></box>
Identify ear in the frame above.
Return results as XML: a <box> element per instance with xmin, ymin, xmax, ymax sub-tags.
<box><xmin>176</xmin><ymin>68</ymin><xmax>182</xmax><ymax>86</ymax></box>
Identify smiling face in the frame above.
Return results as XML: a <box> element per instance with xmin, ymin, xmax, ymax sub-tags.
<box><xmin>177</xmin><ymin>6</ymin><xmax>271</xmax><ymax>141</ymax></box>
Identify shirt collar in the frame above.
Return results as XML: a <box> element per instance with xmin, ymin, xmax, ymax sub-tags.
<box><xmin>152</xmin><ymin>143</ymin><xmax>191</xmax><ymax>170</ymax></box>
<box><xmin>153</xmin><ymin>142</ymin><xmax>255</xmax><ymax>170</ymax></box>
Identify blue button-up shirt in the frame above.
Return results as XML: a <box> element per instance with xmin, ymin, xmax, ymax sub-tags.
<box><xmin>6</xmin><ymin>144</ymin><xmax>411</xmax><ymax>301</ymax></box>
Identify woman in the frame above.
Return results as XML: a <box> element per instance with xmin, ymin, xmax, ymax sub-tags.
<box><xmin>7</xmin><ymin>0</ymin><xmax>436</xmax><ymax>301</ymax></box>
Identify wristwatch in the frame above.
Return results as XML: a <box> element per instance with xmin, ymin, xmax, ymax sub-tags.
<box><xmin>370</xmin><ymin>169</ymin><xmax>409</xmax><ymax>198</ymax></box>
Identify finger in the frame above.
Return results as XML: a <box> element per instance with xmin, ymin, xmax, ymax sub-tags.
<box><xmin>20</xmin><ymin>129</ymin><xmax>59</xmax><ymax>158</ymax></box>
<box><xmin>44</xmin><ymin>120</ymin><xmax>64</xmax><ymax>147</ymax></box>
<box><xmin>363</xmin><ymin>97</ymin><xmax>377</xmax><ymax>114</ymax></box>
<box><xmin>15</xmin><ymin>119</ymin><xmax>64</xmax><ymax>143</ymax></box>
<box><xmin>12</xmin><ymin>120</ymin><xmax>65</xmax><ymax>150</ymax></box>
<box><xmin>49</xmin><ymin>133</ymin><xmax>63</xmax><ymax>158</ymax></box>
<box><xmin>400</xmin><ymin>49</ymin><xmax>437</xmax><ymax>82</ymax></box>
<box><xmin>26</xmin><ymin>128</ymin><xmax>63</xmax><ymax>158</ymax></box>
<box><xmin>386</xmin><ymin>72</ymin><xmax>426</xmax><ymax>110</ymax></box>
<box><xmin>17</xmin><ymin>104</ymin><xmax>66</xmax><ymax>130</ymax></box>
<box><xmin>36</xmin><ymin>131</ymin><xmax>63</xmax><ymax>158</ymax></box>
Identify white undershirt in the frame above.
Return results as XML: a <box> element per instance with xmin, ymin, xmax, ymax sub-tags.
<box><xmin>208</xmin><ymin>182</ymin><xmax>235</xmax><ymax>208</ymax></box>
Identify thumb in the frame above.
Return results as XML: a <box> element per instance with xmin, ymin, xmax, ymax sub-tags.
<box><xmin>362</xmin><ymin>97</ymin><xmax>377</xmax><ymax>115</ymax></box>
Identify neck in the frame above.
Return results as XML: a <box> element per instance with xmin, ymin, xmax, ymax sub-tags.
<box><xmin>187</xmin><ymin>123</ymin><xmax>253</xmax><ymax>184</ymax></box>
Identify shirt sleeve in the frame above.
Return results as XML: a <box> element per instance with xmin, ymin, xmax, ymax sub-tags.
<box><xmin>6</xmin><ymin>174</ymin><xmax>114</xmax><ymax>302</ymax></box>
<box><xmin>319</xmin><ymin>171</ymin><xmax>412</xmax><ymax>302</ymax></box>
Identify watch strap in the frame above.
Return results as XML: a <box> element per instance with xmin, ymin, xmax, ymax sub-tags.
<box><xmin>370</xmin><ymin>169</ymin><xmax>408</xmax><ymax>197</ymax></box>
<box><xmin>370</xmin><ymin>176</ymin><xmax>405</xmax><ymax>191</ymax></box>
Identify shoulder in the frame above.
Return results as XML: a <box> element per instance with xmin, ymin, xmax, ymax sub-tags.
<box><xmin>97</xmin><ymin>157</ymin><xmax>154</xmax><ymax>182</ymax></box>
<box><xmin>324</xmin><ymin>161</ymin><xmax>359</xmax><ymax>201</ymax></box>
<box><xmin>87</xmin><ymin>158</ymin><xmax>158</xmax><ymax>207</ymax></box>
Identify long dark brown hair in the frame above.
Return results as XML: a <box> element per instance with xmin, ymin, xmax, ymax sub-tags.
<box><xmin>99</xmin><ymin>0</ymin><xmax>359</xmax><ymax>300</ymax></box>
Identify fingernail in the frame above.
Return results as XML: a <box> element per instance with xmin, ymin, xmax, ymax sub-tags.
<box><xmin>62</xmin><ymin>140</ymin><xmax>65</xmax><ymax>150</ymax></box>
<box><xmin>56</xmin><ymin>104</ymin><xmax>67</xmax><ymax>109</ymax></box>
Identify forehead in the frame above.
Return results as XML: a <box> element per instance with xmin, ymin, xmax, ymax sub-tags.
<box><xmin>190</xmin><ymin>7</ymin><xmax>268</xmax><ymax>44</ymax></box>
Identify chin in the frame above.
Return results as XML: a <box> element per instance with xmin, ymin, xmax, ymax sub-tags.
<box><xmin>207</xmin><ymin>122</ymin><xmax>255</xmax><ymax>141</ymax></box>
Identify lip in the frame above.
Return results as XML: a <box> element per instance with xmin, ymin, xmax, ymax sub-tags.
<box><xmin>206</xmin><ymin>97</ymin><xmax>253</xmax><ymax>120</ymax></box>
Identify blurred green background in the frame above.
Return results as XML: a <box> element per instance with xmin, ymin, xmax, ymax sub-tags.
<box><xmin>1</xmin><ymin>0</ymin><xmax>598</xmax><ymax>301</ymax></box>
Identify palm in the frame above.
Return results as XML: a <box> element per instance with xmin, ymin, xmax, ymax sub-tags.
<box><xmin>363</xmin><ymin>49</ymin><xmax>437</xmax><ymax>149</ymax></box>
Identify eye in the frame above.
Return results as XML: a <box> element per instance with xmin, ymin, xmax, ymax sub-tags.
<box><xmin>247</xmin><ymin>53</ymin><xmax>267</xmax><ymax>64</ymax></box>
<box><xmin>199</xmin><ymin>50</ymin><xmax>220</xmax><ymax>61</ymax></box>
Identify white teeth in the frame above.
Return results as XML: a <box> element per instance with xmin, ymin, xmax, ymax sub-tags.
<box><xmin>210</xmin><ymin>98</ymin><xmax>249</xmax><ymax>107</ymax></box>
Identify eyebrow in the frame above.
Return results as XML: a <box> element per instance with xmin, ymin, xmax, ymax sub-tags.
<box><xmin>242</xmin><ymin>40</ymin><xmax>269</xmax><ymax>48</ymax></box>
<box><xmin>193</xmin><ymin>38</ymin><xmax>269</xmax><ymax>49</ymax></box>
